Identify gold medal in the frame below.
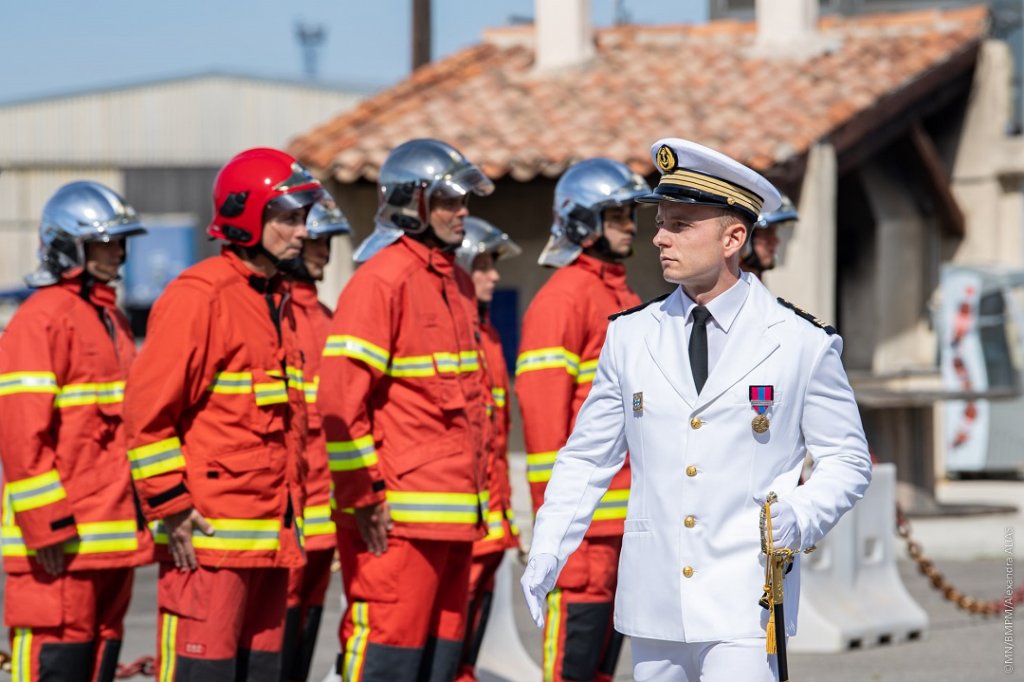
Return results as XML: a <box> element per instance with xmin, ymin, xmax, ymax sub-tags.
<box><xmin>752</xmin><ymin>413</ymin><xmax>770</xmax><ymax>433</ymax></box>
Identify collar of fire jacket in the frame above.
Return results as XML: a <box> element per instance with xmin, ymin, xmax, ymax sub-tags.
<box><xmin>398</xmin><ymin>235</ymin><xmax>457</xmax><ymax>278</ymax></box>
<box><xmin>576</xmin><ymin>252</ymin><xmax>628</xmax><ymax>289</ymax></box>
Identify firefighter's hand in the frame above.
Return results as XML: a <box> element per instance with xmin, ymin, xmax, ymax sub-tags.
<box><xmin>770</xmin><ymin>500</ymin><xmax>802</xmax><ymax>550</ymax></box>
<box><xmin>521</xmin><ymin>553</ymin><xmax>559</xmax><ymax>628</ymax></box>
<box><xmin>164</xmin><ymin>508</ymin><xmax>214</xmax><ymax>571</ymax></box>
<box><xmin>36</xmin><ymin>542</ymin><xmax>66</xmax><ymax>576</ymax></box>
<box><xmin>354</xmin><ymin>501</ymin><xmax>392</xmax><ymax>557</ymax></box>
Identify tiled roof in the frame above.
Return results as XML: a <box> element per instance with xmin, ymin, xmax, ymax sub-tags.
<box><xmin>289</xmin><ymin>6</ymin><xmax>988</xmax><ymax>183</ymax></box>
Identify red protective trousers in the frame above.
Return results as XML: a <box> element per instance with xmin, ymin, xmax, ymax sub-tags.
<box><xmin>337</xmin><ymin>528</ymin><xmax>472</xmax><ymax>682</ymax></box>
<box><xmin>156</xmin><ymin>564</ymin><xmax>288</xmax><ymax>681</ymax></box>
<box><xmin>5</xmin><ymin>568</ymin><xmax>133</xmax><ymax>682</ymax></box>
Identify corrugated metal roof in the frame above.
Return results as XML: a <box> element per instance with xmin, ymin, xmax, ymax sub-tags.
<box><xmin>0</xmin><ymin>74</ymin><xmax>369</xmax><ymax>166</ymax></box>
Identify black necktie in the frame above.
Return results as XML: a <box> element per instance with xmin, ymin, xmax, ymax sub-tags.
<box><xmin>689</xmin><ymin>306</ymin><xmax>712</xmax><ymax>394</ymax></box>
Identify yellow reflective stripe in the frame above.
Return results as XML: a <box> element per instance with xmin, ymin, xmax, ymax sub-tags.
<box><xmin>253</xmin><ymin>380</ymin><xmax>288</xmax><ymax>406</ymax></box>
<box><xmin>324</xmin><ymin>335</ymin><xmax>390</xmax><ymax>373</ymax></box>
<box><xmin>2</xmin><ymin>520</ymin><xmax>139</xmax><ymax>556</ymax></box>
<box><xmin>6</xmin><ymin>469</ymin><xmax>67</xmax><ymax>512</ymax></box>
<box><xmin>543</xmin><ymin>590</ymin><xmax>562</xmax><ymax>682</ymax></box>
<box><xmin>127</xmin><ymin>437</ymin><xmax>185</xmax><ymax>481</ymax></box>
<box><xmin>386</xmin><ymin>491</ymin><xmax>481</xmax><ymax>525</ymax></box>
<box><xmin>208</xmin><ymin>371</ymin><xmax>253</xmax><ymax>394</ymax></box>
<box><xmin>459</xmin><ymin>350</ymin><xmax>480</xmax><ymax>372</ymax></box>
<box><xmin>526</xmin><ymin>451</ymin><xmax>558</xmax><ymax>483</ymax></box>
<box><xmin>516</xmin><ymin>347</ymin><xmax>580</xmax><ymax>377</ymax></box>
<box><xmin>387</xmin><ymin>355</ymin><xmax>435</xmax><ymax>378</ymax></box>
<box><xmin>53</xmin><ymin>380</ymin><xmax>125</xmax><ymax>407</ymax></box>
<box><xmin>491</xmin><ymin>387</ymin><xmax>507</xmax><ymax>408</ymax></box>
<box><xmin>576</xmin><ymin>359</ymin><xmax>599</xmax><ymax>384</ymax></box>
<box><xmin>344</xmin><ymin>601</ymin><xmax>370</xmax><ymax>681</ymax></box>
<box><xmin>303</xmin><ymin>504</ymin><xmax>336</xmax><ymax>537</ymax></box>
<box><xmin>193</xmin><ymin>518</ymin><xmax>280</xmax><ymax>551</ymax></box>
<box><xmin>327</xmin><ymin>435</ymin><xmax>378</xmax><ymax>471</ymax></box>
<box><xmin>304</xmin><ymin>375</ymin><xmax>319</xmax><ymax>404</ymax></box>
<box><xmin>151</xmin><ymin>518</ymin><xmax>281</xmax><ymax>551</ymax></box>
<box><xmin>12</xmin><ymin>627</ymin><xmax>31</xmax><ymax>682</ymax></box>
<box><xmin>592</xmin><ymin>488</ymin><xmax>629</xmax><ymax>521</ymax></box>
<box><xmin>160</xmin><ymin>614</ymin><xmax>178</xmax><ymax>682</ymax></box>
<box><xmin>506</xmin><ymin>507</ymin><xmax>519</xmax><ymax>535</ymax></box>
<box><xmin>433</xmin><ymin>352</ymin><xmax>459</xmax><ymax>374</ymax></box>
<box><xmin>0</xmin><ymin>371</ymin><xmax>58</xmax><ymax>396</ymax></box>
<box><xmin>482</xmin><ymin>509</ymin><xmax>506</xmax><ymax>542</ymax></box>
<box><xmin>286</xmin><ymin>365</ymin><xmax>305</xmax><ymax>391</ymax></box>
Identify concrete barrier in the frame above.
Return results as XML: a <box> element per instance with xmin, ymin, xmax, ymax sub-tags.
<box><xmin>790</xmin><ymin>463</ymin><xmax>928</xmax><ymax>652</ymax></box>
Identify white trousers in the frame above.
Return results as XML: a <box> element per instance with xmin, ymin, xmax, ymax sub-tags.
<box><xmin>631</xmin><ymin>636</ymin><xmax>779</xmax><ymax>681</ymax></box>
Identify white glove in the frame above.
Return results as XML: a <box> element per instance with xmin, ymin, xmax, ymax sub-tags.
<box><xmin>521</xmin><ymin>553</ymin><xmax>559</xmax><ymax>628</ymax></box>
<box><xmin>769</xmin><ymin>501</ymin><xmax>802</xmax><ymax>550</ymax></box>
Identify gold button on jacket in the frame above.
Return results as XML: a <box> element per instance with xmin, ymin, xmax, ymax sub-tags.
<box><xmin>689</xmin><ymin>417</ymin><xmax>702</xmax><ymax>430</ymax></box>
<box><xmin>685</xmin><ymin>465</ymin><xmax>697</xmax><ymax>477</ymax></box>
<box><xmin>682</xmin><ymin>566</ymin><xmax>694</xmax><ymax>578</ymax></box>
<box><xmin>684</xmin><ymin>515</ymin><xmax>696</xmax><ymax>528</ymax></box>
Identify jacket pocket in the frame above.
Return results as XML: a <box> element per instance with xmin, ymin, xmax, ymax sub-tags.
<box><xmin>4</xmin><ymin>571</ymin><xmax>63</xmax><ymax>627</ymax></box>
<box><xmin>393</xmin><ymin>434</ymin><xmax>463</xmax><ymax>478</ymax></box>
<box><xmin>157</xmin><ymin>563</ymin><xmax>210</xmax><ymax>620</ymax></box>
<box><xmin>208</xmin><ymin>446</ymin><xmax>271</xmax><ymax>475</ymax></box>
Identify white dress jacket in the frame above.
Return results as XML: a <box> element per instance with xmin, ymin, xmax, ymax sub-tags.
<box><xmin>529</xmin><ymin>273</ymin><xmax>872</xmax><ymax>643</ymax></box>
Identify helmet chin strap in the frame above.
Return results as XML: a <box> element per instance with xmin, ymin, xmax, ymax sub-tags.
<box><xmin>413</xmin><ymin>225</ymin><xmax>459</xmax><ymax>252</ymax></box>
<box><xmin>588</xmin><ymin>234</ymin><xmax>630</xmax><ymax>262</ymax></box>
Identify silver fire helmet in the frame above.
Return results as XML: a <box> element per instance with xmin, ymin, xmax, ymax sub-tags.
<box><xmin>25</xmin><ymin>181</ymin><xmax>147</xmax><ymax>288</ymax></box>
<box><xmin>305</xmin><ymin>198</ymin><xmax>352</xmax><ymax>240</ymax></box>
<box><xmin>539</xmin><ymin>158</ymin><xmax>650</xmax><ymax>268</ymax></box>
<box><xmin>454</xmin><ymin>217</ymin><xmax>522</xmax><ymax>275</ymax></box>
<box><xmin>353</xmin><ymin>139</ymin><xmax>494</xmax><ymax>263</ymax></box>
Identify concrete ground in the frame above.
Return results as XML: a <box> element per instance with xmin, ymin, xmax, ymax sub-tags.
<box><xmin>1</xmin><ymin>476</ymin><xmax>1019</xmax><ymax>680</ymax></box>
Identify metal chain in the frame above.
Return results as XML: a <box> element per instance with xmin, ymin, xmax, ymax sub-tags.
<box><xmin>896</xmin><ymin>503</ymin><xmax>1024</xmax><ymax>616</ymax></box>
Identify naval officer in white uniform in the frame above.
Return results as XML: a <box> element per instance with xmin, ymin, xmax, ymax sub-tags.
<box><xmin>521</xmin><ymin>138</ymin><xmax>872</xmax><ymax>681</ymax></box>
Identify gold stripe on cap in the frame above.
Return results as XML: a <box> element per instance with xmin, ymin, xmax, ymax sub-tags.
<box><xmin>658</xmin><ymin>169</ymin><xmax>764</xmax><ymax>216</ymax></box>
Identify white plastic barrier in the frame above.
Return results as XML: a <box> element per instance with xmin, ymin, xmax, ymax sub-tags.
<box><xmin>789</xmin><ymin>463</ymin><xmax>929</xmax><ymax>652</ymax></box>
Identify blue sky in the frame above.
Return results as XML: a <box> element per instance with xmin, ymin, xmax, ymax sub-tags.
<box><xmin>0</xmin><ymin>1</ymin><xmax>707</xmax><ymax>102</ymax></box>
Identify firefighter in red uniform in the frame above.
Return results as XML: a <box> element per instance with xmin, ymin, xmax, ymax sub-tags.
<box><xmin>123</xmin><ymin>148</ymin><xmax>324</xmax><ymax>681</ymax></box>
<box><xmin>452</xmin><ymin>217</ymin><xmax>522</xmax><ymax>682</ymax></box>
<box><xmin>0</xmin><ymin>181</ymin><xmax>153</xmax><ymax>682</ymax></box>
<box><xmin>319</xmin><ymin>138</ymin><xmax>493</xmax><ymax>682</ymax></box>
<box><xmin>279</xmin><ymin>199</ymin><xmax>352</xmax><ymax>682</ymax></box>
<box><xmin>515</xmin><ymin>159</ymin><xmax>650</xmax><ymax>682</ymax></box>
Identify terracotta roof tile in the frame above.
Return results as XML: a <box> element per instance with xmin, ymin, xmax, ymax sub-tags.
<box><xmin>290</xmin><ymin>5</ymin><xmax>988</xmax><ymax>182</ymax></box>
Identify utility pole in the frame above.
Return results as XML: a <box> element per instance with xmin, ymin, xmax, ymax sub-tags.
<box><xmin>412</xmin><ymin>0</ymin><xmax>432</xmax><ymax>71</ymax></box>
<box><xmin>295</xmin><ymin>22</ymin><xmax>327</xmax><ymax>80</ymax></box>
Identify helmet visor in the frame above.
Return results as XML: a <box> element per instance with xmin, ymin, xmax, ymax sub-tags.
<box><xmin>266</xmin><ymin>187</ymin><xmax>327</xmax><ymax>214</ymax></box>
<box><xmin>432</xmin><ymin>162</ymin><xmax>495</xmax><ymax>199</ymax></box>
<box><xmin>274</xmin><ymin>162</ymin><xmax>320</xmax><ymax>192</ymax></box>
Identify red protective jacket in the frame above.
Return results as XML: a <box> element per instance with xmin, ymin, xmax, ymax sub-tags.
<box><xmin>515</xmin><ymin>254</ymin><xmax>638</xmax><ymax>537</ymax></box>
<box><xmin>123</xmin><ymin>249</ymin><xmax>307</xmax><ymax>569</ymax></box>
<box><xmin>0</xmin><ymin>278</ymin><xmax>153</xmax><ymax>573</ymax></box>
<box><xmin>473</xmin><ymin>316</ymin><xmax>519</xmax><ymax>557</ymax></box>
<box><xmin>290</xmin><ymin>280</ymin><xmax>335</xmax><ymax>552</ymax></box>
<box><xmin>319</xmin><ymin>236</ymin><xmax>488</xmax><ymax>543</ymax></box>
